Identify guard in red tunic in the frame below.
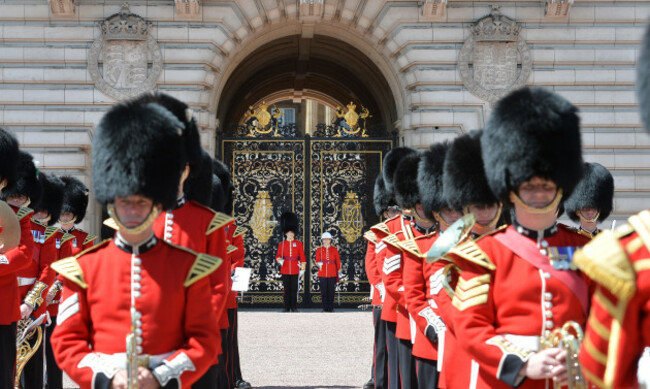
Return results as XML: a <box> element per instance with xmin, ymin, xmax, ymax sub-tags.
<box><xmin>563</xmin><ymin>162</ymin><xmax>614</xmax><ymax>238</ymax></box>
<box><xmin>17</xmin><ymin>172</ymin><xmax>64</xmax><ymax>389</ymax></box>
<box><xmin>276</xmin><ymin>212</ymin><xmax>306</xmax><ymax>312</ymax></box>
<box><xmin>46</xmin><ymin>175</ymin><xmax>95</xmax><ymax>389</ymax></box>
<box><xmin>315</xmin><ymin>232</ymin><xmax>341</xmax><ymax>312</ymax></box>
<box><xmin>450</xmin><ymin>87</ymin><xmax>590</xmax><ymax>389</ymax></box>
<box><xmin>0</xmin><ymin>129</ymin><xmax>28</xmax><ymax>389</ymax></box>
<box><xmin>572</xmin><ymin>26</ymin><xmax>650</xmax><ymax>388</ymax></box>
<box><xmin>50</xmin><ymin>99</ymin><xmax>221</xmax><ymax>389</ymax></box>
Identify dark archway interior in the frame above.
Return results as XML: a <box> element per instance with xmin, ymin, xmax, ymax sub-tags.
<box><xmin>217</xmin><ymin>34</ymin><xmax>398</xmax><ymax>136</ymax></box>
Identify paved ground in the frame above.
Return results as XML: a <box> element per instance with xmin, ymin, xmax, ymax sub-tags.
<box><xmin>64</xmin><ymin>308</ymin><xmax>374</xmax><ymax>389</ymax></box>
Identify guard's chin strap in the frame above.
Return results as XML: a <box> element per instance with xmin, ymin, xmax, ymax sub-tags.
<box><xmin>510</xmin><ymin>188</ymin><xmax>563</xmax><ymax>215</ymax></box>
<box><xmin>412</xmin><ymin>207</ymin><xmax>434</xmax><ymax>227</ymax></box>
<box><xmin>577</xmin><ymin>210</ymin><xmax>600</xmax><ymax>224</ymax></box>
<box><xmin>465</xmin><ymin>203</ymin><xmax>503</xmax><ymax>235</ymax></box>
<box><xmin>58</xmin><ymin>216</ymin><xmax>77</xmax><ymax>225</ymax></box>
<box><xmin>434</xmin><ymin>212</ymin><xmax>452</xmax><ymax>232</ymax></box>
<box><xmin>107</xmin><ymin>204</ymin><xmax>160</xmax><ymax>234</ymax></box>
<box><xmin>34</xmin><ymin>213</ymin><xmax>51</xmax><ymax>224</ymax></box>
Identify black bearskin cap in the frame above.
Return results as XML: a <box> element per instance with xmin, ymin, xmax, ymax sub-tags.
<box><xmin>60</xmin><ymin>176</ymin><xmax>89</xmax><ymax>223</ymax></box>
<box><xmin>133</xmin><ymin>93</ymin><xmax>202</xmax><ymax>171</ymax></box>
<box><xmin>213</xmin><ymin>159</ymin><xmax>234</xmax><ymax>214</ymax></box>
<box><xmin>34</xmin><ymin>173</ymin><xmax>64</xmax><ymax>226</ymax></box>
<box><xmin>418</xmin><ymin>142</ymin><xmax>450</xmax><ymax>221</ymax></box>
<box><xmin>443</xmin><ymin>130</ymin><xmax>498</xmax><ymax>210</ymax></box>
<box><xmin>280</xmin><ymin>211</ymin><xmax>299</xmax><ymax>235</ymax></box>
<box><xmin>481</xmin><ymin>87</ymin><xmax>583</xmax><ymax>203</ymax></box>
<box><xmin>0</xmin><ymin>128</ymin><xmax>19</xmax><ymax>187</ymax></box>
<box><xmin>638</xmin><ymin>23</ymin><xmax>650</xmax><ymax>133</ymax></box>
<box><xmin>383</xmin><ymin>147</ymin><xmax>418</xmax><ymax>194</ymax></box>
<box><xmin>564</xmin><ymin>162</ymin><xmax>614</xmax><ymax>223</ymax></box>
<box><xmin>184</xmin><ymin>149</ymin><xmax>213</xmax><ymax>206</ymax></box>
<box><xmin>393</xmin><ymin>152</ymin><xmax>422</xmax><ymax>210</ymax></box>
<box><xmin>92</xmin><ymin>101</ymin><xmax>185</xmax><ymax>209</ymax></box>
<box><xmin>210</xmin><ymin>174</ymin><xmax>226</xmax><ymax>213</ymax></box>
<box><xmin>373</xmin><ymin>174</ymin><xmax>395</xmax><ymax>216</ymax></box>
<box><xmin>2</xmin><ymin>151</ymin><xmax>41</xmax><ymax>204</ymax></box>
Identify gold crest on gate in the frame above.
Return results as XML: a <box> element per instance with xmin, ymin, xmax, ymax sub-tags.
<box><xmin>333</xmin><ymin>102</ymin><xmax>370</xmax><ymax>137</ymax></box>
<box><xmin>337</xmin><ymin>192</ymin><xmax>362</xmax><ymax>243</ymax></box>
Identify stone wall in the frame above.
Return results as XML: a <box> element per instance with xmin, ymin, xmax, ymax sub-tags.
<box><xmin>1</xmin><ymin>0</ymin><xmax>648</xmax><ymax>232</ymax></box>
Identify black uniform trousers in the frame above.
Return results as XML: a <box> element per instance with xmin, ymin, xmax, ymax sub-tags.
<box><xmin>192</xmin><ymin>328</ymin><xmax>224</xmax><ymax>389</ymax></box>
<box><xmin>281</xmin><ymin>274</ymin><xmax>299</xmax><ymax>311</ymax></box>
<box><xmin>21</xmin><ymin>324</ymin><xmax>44</xmax><ymax>389</ymax></box>
<box><xmin>397</xmin><ymin>338</ymin><xmax>417</xmax><ymax>389</ymax></box>
<box><xmin>0</xmin><ymin>323</ymin><xmax>16</xmax><ymax>389</ymax></box>
<box><xmin>372</xmin><ymin>308</ymin><xmax>388</xmax><ymax>389</ymax></box>
<box><xmin>226</xmin><ymin>308</ymin><xmax>244</xmax><ymax>387</ymax></box>
<box><xmin>385</xmin><ymin>320</ymin><xmax>400</xmax><ymax>389</ymax></box>
<box><xmin>415</xmin><ymin>357</ymin><xmax>438</xmax><ymax>389</ymax></box>
<box><xmin>319</xmin><ymin>277</ymin><xmax>336</xmax><ymax>311</ymax></box>
<box><xmin>45</xmin><ymin>320</ymin><xmax>63</xmax><ymax>389</ymax></box>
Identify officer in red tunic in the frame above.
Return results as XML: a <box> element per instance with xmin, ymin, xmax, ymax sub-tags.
<box><xmin>572</xmin><ymin>25</ymin><xmax>650</xmax><ymax>388</ymax></box>
<box><xmin>450</xmin><ymin>87</ymin><xmax>590</xmax><ymax>389</ymax></box>
<box><xmin>45</xmin><ymin>175</ymin><xmax>95</xmax><ymax>389</ymax></box>
<box><xmin>50</xmin><ymin>99</ymin><xmax>221</xmax><ymax>389</ymax></box>
<box><xmin>0</xmin><ymin>129</ymin><xmax>27</xmax><ymax>389</ymax></box>
<box><xmin>315</xmin><ymin>232</ymin><xmax>341</xmax><ymax>312</ymax></box>
<box><xmin>276</xmin><ymin>212</ymin><xmax>306</xmax><ymax>312</ymax></box>
<box><xmin>563</xmin><ymin>162</ymin><xmax>614</xmax><ymax>238</ymax></box>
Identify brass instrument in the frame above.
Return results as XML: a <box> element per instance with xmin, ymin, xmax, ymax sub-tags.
<box><xmin>425</xmin><ymin>213</ymin><xmax>476</xmax><ymax>263</ymax></box>
<box><xmin>15</xmin><ymin>315</ymin><xmax>45</xmax><ymax>389</ymax></box>
<box><xmin>541</xmin><ymin>321</ymin><xmax>586</xmax><ymax>389</ymax></box>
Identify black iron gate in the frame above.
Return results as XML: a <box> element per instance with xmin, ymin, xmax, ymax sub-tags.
<box><xmin>219</xmin><ymin>135</ymin><xmax>394</xmax><ymax>308</ymax></box>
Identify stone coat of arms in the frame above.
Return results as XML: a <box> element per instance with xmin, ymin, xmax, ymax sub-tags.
<box><xmin>459</xmin><ymin>6</ymin><xmax>532</xmax><ymax>102</ymax></box>
<box><xmin>88</xmin><ymin>3</ymin><xmax>162</xmax><ymax>100</ymax></box>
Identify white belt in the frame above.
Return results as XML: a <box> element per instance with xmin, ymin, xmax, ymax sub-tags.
<box><xmin>98</xmin><ymin>351</ymin><xmax>174</xmax><ymax>369</ymax></box>
<box><xmin>17</xmin><ymin>277</ymin><xmax>36</xmax><ymax>287</ymax></box>
<box><xmin>503</xmin><ymin>334</ymin><xmax>541</xmax><ymax>352</ymax></box>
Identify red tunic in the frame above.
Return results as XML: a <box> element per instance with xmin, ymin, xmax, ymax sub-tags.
<box><xmin>0</xmin><ymin>206</ymin><xmax>34</xmax><ymax>324</ymax></box>
<box><xmin>46</xmin><ymin>231</ymin><xmax>73</xmax><ymax>317</ymax></box>
<box><xmin>315</xmin><ymin>246</ymin><xmax>341</xmax><ymax>278</ymax></box>
<box><xmin>18</xmin><ymin>219</ymin><xmax>58</xmax><ymax>319</ymax></box>
<box><xmin>153</xmin><ymin>200</ymin><xmax>232</xmax><ymax>331</ymax></box>
<box><xmin>67</xmin><ymin>228</ymin><xmax>98</xmax><ymax>257</ymax></box>
<box><xmin>51</xmin><ymin>239</ymin><xmax>220</xmax><ymax>389</ymax></box>
<box><xmin>363</xmin><ymin>231</ymin><xmax>383</xmax><ymax>306</ymax></box>
<box><xmin>372</xmin><ymin>215</ymin><xmax>403</xmax><ymax>323</ymax></box>
<box><xmin>275</xmin><ymin>240</ymin><xmax>306</xmax><ymax>275</ymax></box>
<box><xmin>575</xmin><ymin>210</ymin><xmax>650</xmax><ymax>389</ymax></box>
<box><xmin>452</xmin><ymin>224</ymin><xmax>590</xmax><ymax>389</ymax></box>
<box><xmin>227</xmin><ymin>226</ymin><xmax>245</xmax><ymax>309</ymax></box>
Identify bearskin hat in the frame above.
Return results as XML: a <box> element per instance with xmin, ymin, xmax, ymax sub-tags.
<box><xmin>184</xmin><ymin>149</ymin><xmax>213</xmax><ymax>206</ymax></box>
<box><xmin>280</xmin><ymin>211</ymin><xmax>299</xmax><ymax>235</ymax></box>
<box><xmin>393</xmin><ymin>152</ymin><xmax>422</xmax><ymax>210</ymax></box>
<box><xmin>481</xmin><ymin>87</ymin><xmax>583</xmax><ymax>203</ymax></box>
<box><xmin>33</xmin><ymin>173</ymin><xmax>64</xmax><ymax>226</ymax></box>
<box><xmin>443</xmin><ymin>130</ymin><xmax>498</xmax><ymax>210</ymax></box>
<box><xmin>2</xmin><ymin>151</ymin><xmax>41</xmax><ymax>205</ymax></box>
<box><xmin>418</xmin><ymin>142</ymin><xmax>450</xmax><ymax>221</ymax></box>
<box><xmin>210</xmin><ymin>174</ymin><xmax>226</xmax><ymax>213</ymax></box>
<box><xmin>60</xmin><ymin>176</ymin><xmax>89</xmax><ymax>223</ymax></box>
<box><xmin>133</xmin><ymin>93</ymin><xmax>202</xmax><ymax>171</ymax></box>
<box><xmin>92</xmin><ymin>101</ymin><xmax>185</xmax><ymax>209</ymax></box>
<box><xmin>0</xmin><ymin>128</ymin><xmax>19</xmax><ymax>187</ymax></box>
<box><xmin>382</xmin><ymin>147</ymin><xmax>418</xmax><ymax>194</ymax></box>
<box><xmin>638</xmin><ymin>23</ymin><xmax>650</xmax><ymax>133</ymax></box>
<box><xmin>213</xmin><ymin>159</ymin><xmax>234</xmax><ymax>214</ymax></box>
<box><xmin>373</xmin><ymin>174</ymin><xmax>395</xmax><ymax>216</ymax></box>
<box><xmin>563</xmin><ymin>162</ymin><xmax>614</xmax><ymax>223</ymax></box>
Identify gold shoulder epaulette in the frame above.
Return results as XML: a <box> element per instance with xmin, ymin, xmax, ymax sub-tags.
<box><xmin>16</xmin><ymin>206</ymin><xmax>33</xmax><ymax>221</ymax></box>
<box><xmin>448</xmin><ymin>239</ymin><xmax>496</xmax><ymax>271</ymax></box>
<box><xmin>83</xmin><ymin>234</ymin><xmax>98</xmax><ymax>246</ymax></box>
<box><xmin>44</xmin><ymin>226</ymin><xmax>59</xmax><ymax>242</ymax></box>
<box><xmin>227</xmin><ymin>244</ymin><xmax>238</xmax><ymax>254</ymax></box>
<box><xmin>184</xmin><ymin>253</ymin><xmax>223</xmax><ymax>287</ymax></box>
<box><xmin>573</xmin><ymin>229</ymin><xmax>636</xmax><ymax>302</ymax></box>
<box><xmin>233</xmin><ymin>225</ymin><xmax>246</xmax><ymax>238</ymax></box>
<box><xmin>207</xmin><ymin>212</ymin><xmax>235</xmax><ymax>235</ymax></box>
<box><xmin>60</xmin><ymin>233</ymin><xmax>75</xmax><ymax>245</ymax></box>
<box><xmin>103</xmin><ymin>218</ymin><xmax>118</xmax><ymax>230</ymax></box>
<box><xmin>475</xmin><ymin>224</ymin><xmax>508</xmax><ymax>241</ymax></box>
<box><xmin>371</xmin><ymin>222</ymin><xmax>390</xmax><ymax>236</ymax></box>
<box><xmin>363</xmin><ymin>230</ymin><xmax>377</xmax><ymax>244</ymax></box>
<box><xmin>397</xmin><ymin>238</ymin><xmax>422</xmax><ymax>258</ymax></box>
<box><xmin>51</xmin><ymin>257</ymin><xmax>88</xmax><ymax>289</ymax></box>
<box><xmin>381</xmin><ymin>233</ymin><xmax>401</xmax><ymax>250</ymax></box>
<box><xmin>31</xmin><ymin>219</ymin><xmax>46</xmax><ymax>228</ymax></box>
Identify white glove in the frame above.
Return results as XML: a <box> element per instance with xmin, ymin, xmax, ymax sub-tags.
<box><xmin>375</xmin><ymin>282</ymin><xmax>386</xmax><ymax>303</ymax></box>
<box><xmin>338</xmin><ymin>271</ymin><xmax>343</xmax><ymax>279</ymax></box>
<box><xmin>317</xmin><ymin>262</ymin><xmax>323</xmax><ymax>269</ymax></box>
<box><xmin>277</xmin><ymin>259</ymin><xmax>284</xmax><ymax>266</ymax></box>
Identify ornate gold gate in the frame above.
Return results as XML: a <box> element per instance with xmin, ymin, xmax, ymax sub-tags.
<box><xmin>220</xmin><ymin>133</ymin><xmax>393</xmax><ymax>308</ymax></box>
